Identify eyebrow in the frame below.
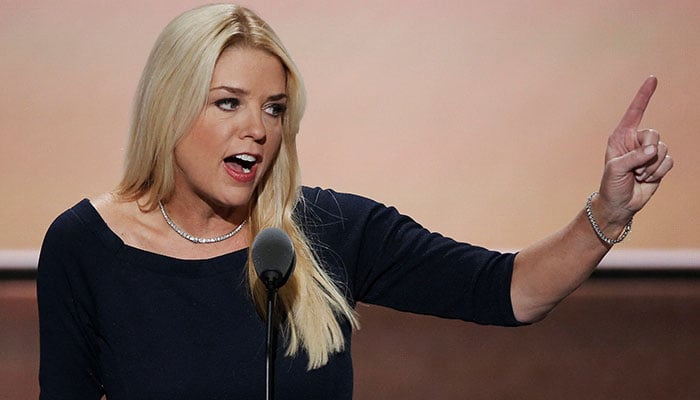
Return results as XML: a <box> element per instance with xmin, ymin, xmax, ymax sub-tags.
<box><xmin>210</xmin><ymin>86</ymin><xmax>287</xmax><ymax>101</ymax></box>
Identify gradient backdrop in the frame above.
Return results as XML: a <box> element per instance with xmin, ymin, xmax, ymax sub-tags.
<box><xmin>1</xmin><ymin>1</ymin><xmax>700</xmax><ymax>399</ymax></box>
<box><xmin>1</xmin><ymin>0</ymin><xmax>699</xmax><ymax>252</ymax></box>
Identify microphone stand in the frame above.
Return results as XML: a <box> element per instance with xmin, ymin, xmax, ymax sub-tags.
<box><xmin>263</xmin><ymin>276</ymin><xmax>279</xmax><ymax>400</ymax></box>
<box><xmin>252</xmin><ymin>228</ymin><xmax>296</xmax><ymax>400</ymax></box>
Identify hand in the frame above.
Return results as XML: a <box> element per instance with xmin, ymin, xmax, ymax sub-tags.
<box><xmin>598</xmin><ymin>76</ymin><xmax>674</xmax><ymax>225</ymax></box>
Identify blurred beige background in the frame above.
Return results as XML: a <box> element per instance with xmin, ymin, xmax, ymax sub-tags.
<box><xmin>1</xmin><ymin>2</ymin><xmax>699</xmax><ymax>399</ymax></box>
<box><xmin>1</xmin><ymin>0</ymin><xmax>698</xmax><ymax>252</ymax></box>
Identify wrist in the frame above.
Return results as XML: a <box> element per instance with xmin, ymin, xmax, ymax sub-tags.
<box><xmin>585</xmin><ymin>192</ymin><xmax>633</xmax><ymax>246</ymax></box>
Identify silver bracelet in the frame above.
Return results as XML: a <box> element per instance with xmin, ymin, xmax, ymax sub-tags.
<box><xmin>585</xmin><ymin>192</ymin><xmax>632</xmax><ymax>246</ymax></box>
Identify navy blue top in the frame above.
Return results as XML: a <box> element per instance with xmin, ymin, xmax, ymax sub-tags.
<box><xmin>37</xmin><ymin>187</ymin><xmax>520</xmax><ymax>399</ymax></box>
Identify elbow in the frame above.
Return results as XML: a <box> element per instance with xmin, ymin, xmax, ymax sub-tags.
<box><xmin>510</xmin><ymin>255</ymin><xmax>562</xmax><ymax>324</ymax></box>
<box><xmin>513</xmin><ymin>305</ymin><xmax>552</xmax><ymax>324</ymax></box>
<box><xmin>510</xmin><ymin>289</ymin><xmax>559</xmax><ymax>324</ymax></box>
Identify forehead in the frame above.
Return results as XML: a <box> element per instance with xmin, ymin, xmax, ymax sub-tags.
<box><xmin>210</xmin><ymin>46</ymin><xmax>287</xmax><ymax>93</ymax></box>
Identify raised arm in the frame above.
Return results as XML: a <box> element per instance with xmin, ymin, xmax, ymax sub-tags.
<box><xmin>510</xmin><ymin>76</ymin><xmax>674</xmax><ymax>323</ymax></box>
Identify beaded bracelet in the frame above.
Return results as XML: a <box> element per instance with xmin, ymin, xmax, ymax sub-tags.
<box><xmin>585</xmin><ymin>192</ymin><xmax>633</xmax><ymax>246</ymax></box>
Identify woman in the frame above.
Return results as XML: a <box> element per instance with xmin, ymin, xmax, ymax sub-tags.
<box><xmin>37</xmin><ymin>4</ymin><xmax>673</xmax><ymax>399</ymax></box>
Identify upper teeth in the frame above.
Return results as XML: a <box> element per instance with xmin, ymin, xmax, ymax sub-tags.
<box><xmin>235</xmin><ymin>154</ymin><xmax>256</xmax><ymax>162</ymax></box>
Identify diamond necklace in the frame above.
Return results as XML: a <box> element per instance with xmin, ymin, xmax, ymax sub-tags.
<box><xmin>158</xmin><ymin>201</ymin><xmax>247</xmax><ymax>244</ymax></box>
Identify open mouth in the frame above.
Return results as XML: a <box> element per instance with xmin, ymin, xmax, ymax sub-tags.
<box><xmin>224</xmin><ymin>154</ymin><xmax>257</xmax><ymax>174</ymax></box>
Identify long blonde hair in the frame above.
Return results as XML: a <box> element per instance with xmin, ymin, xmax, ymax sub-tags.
<box><xmin>116</xmin><ymin>4</ymin><xmax>358</xmax><ymax>369</ymax></box>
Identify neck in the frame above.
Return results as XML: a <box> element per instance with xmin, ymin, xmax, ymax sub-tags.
<box><xmin>159</xmin><ymin>196</ymin><xmax>249</xmax><ymax>244</ymax></box>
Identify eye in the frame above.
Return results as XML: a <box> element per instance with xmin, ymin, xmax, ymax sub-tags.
<box><xmin>264</xmin><ymin>103</ymin><xmax>287</xmax><ymax>118</ymax></box>
<box><xmin>214</xmin><ymin>98</ymin><xmax>240</xmax><ymax>111</ymax></box>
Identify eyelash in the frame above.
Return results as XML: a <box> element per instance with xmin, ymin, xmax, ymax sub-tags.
<box><xmin>214</xmin><ymin>98</ymin><xmax>286</xmax><ymax>118</ymax></box>
<box><xmin>264</xmin><ymin>103</ymin><xmax>287</xmax><ymax>118</ymax></box>
<box><xmin>214</xmin><ymin>98</ymin><xmax>240</xmax><ymax>111</ymax></box>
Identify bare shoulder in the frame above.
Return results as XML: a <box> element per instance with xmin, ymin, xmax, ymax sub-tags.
<box><xmin>89</xmin><ymin>192</ymin><xmax>163</xmax><ymax>248</ymax></box>
<box><xmin>90</xmin><ymin>192</ymin><xmax>118</xmax><ymax>214</ymax></box>
<box><xmin>90</xmin><ymin>192</ymin><xmax>137</xmax><ymax>225</ymax></box>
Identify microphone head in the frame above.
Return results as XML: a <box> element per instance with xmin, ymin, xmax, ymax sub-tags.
<box><xmin>251</xmin><ymin>227</ymin><xmax>296</xmax><ymax>290</ymax></box>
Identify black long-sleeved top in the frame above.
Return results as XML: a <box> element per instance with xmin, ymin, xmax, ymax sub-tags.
<box><xmin>37</xmin><ymin>187</ymin><xmax>520</xmax><ymax>399</ymax></box>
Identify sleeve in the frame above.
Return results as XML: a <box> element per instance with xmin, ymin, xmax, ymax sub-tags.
<box><xmin>301</xmin><ymin>188</ymin><xmax>522</xmax><ymax>327</ymax></box>
<box><xmin>36</xmin><ymin>211</ymin><xmax>105</xmax><ymax>399</ymax></box>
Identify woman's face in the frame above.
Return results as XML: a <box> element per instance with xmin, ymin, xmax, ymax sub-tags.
<box><xmin>173</xmin><ymin>46</ymin><xmax>287</xmax><ymax>210</ymax></box>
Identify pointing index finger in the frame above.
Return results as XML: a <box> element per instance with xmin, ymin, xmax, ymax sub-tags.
<box><xmin>617</xmin><ymin>76</ymin><xmax>658</xmax><ymax>131</ymax></box>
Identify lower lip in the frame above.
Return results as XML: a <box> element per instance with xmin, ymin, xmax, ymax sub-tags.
<box><xmin>224</xmin><ymin>163</ymin><xmax>257</xmax><ymax>183</ymax></box>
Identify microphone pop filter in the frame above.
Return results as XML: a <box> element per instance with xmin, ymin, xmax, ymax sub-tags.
<box><xmin>251</xmin><ymin>227</ymin><xmax>296</xmax><ymax>290</ymax></box>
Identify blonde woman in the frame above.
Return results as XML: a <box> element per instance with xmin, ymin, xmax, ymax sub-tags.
<box><xmin>37</xmin><ymin>4</ymin><xmax>672</xmax><ymax>399</ymax></box>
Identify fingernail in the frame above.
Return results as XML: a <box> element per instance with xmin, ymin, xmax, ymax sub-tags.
<box><xmin>644</xmin><ymin>145</ymin><xmax>655</xmax><ymax>155</ymax></box>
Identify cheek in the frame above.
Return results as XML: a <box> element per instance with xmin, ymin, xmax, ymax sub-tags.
<box><xmin>261</xmin><ymin>130</ymin><xmax>285</xmax><ymax>173</ymax></box>
<box><xmin>173</xmin><ymin>142</ymin><xmax>199</xmax><ymax>181</ymax></box>
<box><xmin>173</xmin><ymin>138</ymin><xmax>191</xmax><ymax>170</ymax></box>
<box><xmin>178</xmin><ymin>125</ymin><xmax>222</xmax><ymax>161</ymax></box>
<box><xmin>267</xmin><ymin>126</ymin><xmax>284</xmax><ymax>155</ymax></box>
<box><xmin>173</xmin><ymin>129</ymin><xmax>218</xmax><ymax>178</ymax></box>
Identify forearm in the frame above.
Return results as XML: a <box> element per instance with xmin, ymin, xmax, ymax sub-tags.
<box><xmin>509</xmin><ymin>77</ymin><xmax>673</xmax><ymax>324</ymax></box>
<box><xmin>510</xmin><ymin>195</ymin><xmax>629</xmax><ymax>323</ymax></box>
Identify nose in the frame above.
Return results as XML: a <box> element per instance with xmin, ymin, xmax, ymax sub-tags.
<box><xmin>239</xmin><ymin>108</ymin><xmax>267</xmax><ymax>143</ymax></box>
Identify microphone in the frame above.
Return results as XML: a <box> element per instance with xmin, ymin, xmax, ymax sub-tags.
<box><xmin>252</xmin><ymin>227</ymin><xmax>296</xmax><ymax>291</ymax></box>
<box><xmin>251</xmin><ymin>227</ymin><xmax>296</xmax><ymax>400</ymax></box>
